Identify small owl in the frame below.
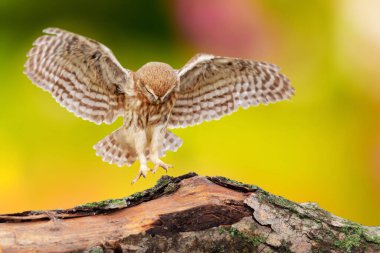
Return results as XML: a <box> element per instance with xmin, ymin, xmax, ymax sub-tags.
<box><xmin>24</xmin><ymin>28</ymin><xmax>294</xmax><ymax>183</ymax></box>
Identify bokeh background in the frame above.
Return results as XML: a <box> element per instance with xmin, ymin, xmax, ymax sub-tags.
<box><xmin>0</xmin><ymin>0</ymin><xmax>379</xmax><ymax>225</ymax></box>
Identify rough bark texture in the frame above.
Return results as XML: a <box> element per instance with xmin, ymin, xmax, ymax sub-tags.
<box><xmin>0</xmin><ymin>173</ymin><xmax>379</xmax><ymax>253</ymax></box>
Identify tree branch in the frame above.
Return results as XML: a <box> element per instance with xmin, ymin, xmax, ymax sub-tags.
<box><xmin>0</xmin><ymin>173</ymin><xmax>379</xmax><ymax>252</ymax></box>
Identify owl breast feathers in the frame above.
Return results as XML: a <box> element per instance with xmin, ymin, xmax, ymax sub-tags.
<box><xmin>24</xmin><ymin>28</ymin><xmax>294</xmax><ymax>183</ymax></box>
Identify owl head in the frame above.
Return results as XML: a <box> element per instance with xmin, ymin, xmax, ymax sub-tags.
<box><xmin>135</xmin><ymin>62</ymin><xmax>179</xmax><ymax>104</ymax></box>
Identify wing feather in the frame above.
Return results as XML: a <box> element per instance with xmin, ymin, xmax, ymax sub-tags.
<box><xmin>24</xmin><ymin>28</ymin><xmax>133</xmax><ymax>124</ymax></box>
<box><xmin>169</xmin><ymin>54</ymin><xmax>294</xmax><ymax>128</ymax></box>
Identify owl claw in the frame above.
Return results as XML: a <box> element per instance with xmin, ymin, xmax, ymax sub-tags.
<box><xmin>152</xmin><ymin>160</ymin><xmax>172</xmax><ymax>174</ymax></box>
<box><xmin>131</xmin><ymin>164</ymin><xmax>150</xmax><ymax>184</ymax></box>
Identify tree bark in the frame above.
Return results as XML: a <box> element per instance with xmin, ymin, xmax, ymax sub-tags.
<box><xmin>0</xmin><ymin>173</ymin><xmax>379</xmax><ymax>253</ymax></box>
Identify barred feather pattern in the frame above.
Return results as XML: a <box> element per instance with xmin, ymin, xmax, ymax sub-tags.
<box><xmin>24</xmin><ymin>28</ymin><xmax>294</xmax><ymax>172</ymax></box>
<box><xmin>24</xmin><ymin>27</ymin><xmax>132</xmax><ymax>125</ymax></box>
<box><xmin>160</xmin><ymin>130</ymin><xmax>183</xmax><ymax>157</ymax></box>
<box><xmin>94</xmin><ymin>128</ymin><xmax>182</xmax><ymax>167</ymax></box>
<box><xmin>168</xmin><ymin>54</ymin><xmax>294</xmax><ymax>128</ymax></box>
<box><xmin>94</xmin><ymin>128</ymin><xmax>137</xmax><ymax>167</ymax></box>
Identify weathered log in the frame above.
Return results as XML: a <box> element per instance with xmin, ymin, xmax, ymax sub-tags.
<box><xmin>0</xmin><ymin>173</ymin><xmax>379</xmax><ymax>253</ymax></box>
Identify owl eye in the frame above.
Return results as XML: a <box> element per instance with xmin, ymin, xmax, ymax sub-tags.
<box><xmin>143</xmin><ymin>86</ymin><xmax>153</xmax><ymax>96</ymax></box>
<box><xmin>142</xmin><ymin>85</ymin><xmax>157</xmax><ymax>100</ymax></box>
<box><xmin>161</xmin><ymin>85</ymin><xmax>175</xmax><ymax>101</ymax></box>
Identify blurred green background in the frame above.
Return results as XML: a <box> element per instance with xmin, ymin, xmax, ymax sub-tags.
<box><xmin>1</xmin><ymin>0</ymin><xmax>379</xmax><ymax>225</ymax></box>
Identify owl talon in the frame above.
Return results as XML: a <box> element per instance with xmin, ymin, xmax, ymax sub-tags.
<box><xmin>131</xmin><ymin>164</ymin><xmax>150</xmax><ymax>184</ymax></box>
<box><xmin>152</xmin><ymin>160</ymin><xmax>172</xmax><ymax>173</ymax></box>
<box><xmin>152</xmin><ymin>165</ymin><xmax>159</xmax><ymax>174</ymax></box>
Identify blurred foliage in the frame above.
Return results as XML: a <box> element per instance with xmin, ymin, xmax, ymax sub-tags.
<box><xmin>0</xmin><ymin>0</ymin><xmax>379</xmax><ymax>225</ymax></box>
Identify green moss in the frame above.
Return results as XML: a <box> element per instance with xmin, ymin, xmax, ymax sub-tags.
<box><xmin>212</xmin><ymin>176</ymin><xmax>260</xmax><ymax>191</ymax></box>
<box><xmin>164</xmin><ymin>183</ymin><xmax>179</xmax><ymax>194</ymax></box>
<box><xmin>364</xmin><ymin>234</ymin><xmax>380</xmax><ymax>246</ymax></box>
<box><xmin>76</xmin><ymin>175</ymin><xmax>181</xmax><ymax>211</ymax></box>
<box><xmin>154</xmin><ymin>175</ymin><xmax>171</xmax><ymax>188</ymax></box>
<box><xmin>334</xmin><ymin>223</ymin><xmax>365</xmax><ymax>252</ymax></box>
<box><xmin>129</xmin><ymin>191</ymin><xmax>146</xmax><ymax>199</ymax></box>
<box><xmin>335</xmin><ymin>235</ymin><xmax>361</xmax><ymax>252</ymax></box>
<box><xmin>257</xmin><ymin>190</ymin><xmax>298</xmax><ymax>212</ymax></box>
<box><xmin>256</xmin><ymin>190</ymin><xmax>328</xmax><ymax>221</ymax></box>
<box><xmin>78</xmin><ymin>198</ymin><xmax>126</xmax><ymax>209</ymax></box>
<box><xmin>220</xmin><ymin>227</ymin><xmax>265</xmax><ymax>247</ymax></box>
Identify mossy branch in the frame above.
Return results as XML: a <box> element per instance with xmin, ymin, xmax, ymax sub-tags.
<box><xmin>0</xmin><ymin>173</ymin><xmax>379</xmax><ymax>253</ymax></box>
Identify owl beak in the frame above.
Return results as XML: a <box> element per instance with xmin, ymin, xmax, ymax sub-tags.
<box><xmin>154</xmin><ymin>98</ymin><xmax>161</xmax><ymax>104</ymax></box>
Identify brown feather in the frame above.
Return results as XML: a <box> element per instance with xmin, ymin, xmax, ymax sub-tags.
<box><xmin>168</xmin><ymin>54</ymin><xmax>294</xmax><ymax>128</ymax></box>
<box><xmin>135</xmin><ymin>62</ymin><xmax>178</xmax><ymax>97</ymax></box>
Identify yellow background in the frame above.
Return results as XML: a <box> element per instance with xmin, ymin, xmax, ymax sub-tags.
<box><xmin>0</xmin><ymin>0</ymin><xmax>379</xmax><ymax>225</ymax></box>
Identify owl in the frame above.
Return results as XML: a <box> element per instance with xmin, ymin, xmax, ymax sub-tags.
<box><xmin>24</xmin><ymin>28</ymin><xmax>294</xmax><ymax>183</ymax></box>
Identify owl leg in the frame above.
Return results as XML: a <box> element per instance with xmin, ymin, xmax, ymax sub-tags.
<box><xmin>131</xmin><ymin>129</ymin><xmax>150</xmax><ymax>184</ymax></box>
<box><xmin>150</xmin><ymin>126</ymin><xmax>172</xmax><ymax>173</ymax></box>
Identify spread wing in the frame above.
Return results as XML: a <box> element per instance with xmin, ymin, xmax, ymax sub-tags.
<box><xmin>24</xmin><ymin>28</ymin><xmax>134</xmax><ymax>125</ymax></box>
<box><xmin>168</xmin><ymin>54</ymin><xmax>294</xmax><ymax>128</ymax></box>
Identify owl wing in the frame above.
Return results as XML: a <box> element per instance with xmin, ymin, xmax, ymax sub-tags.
<box><xmin>168</xmin><ymin>54</ymin><xmax>294</xmax><ymax>128</ymax></box>
<box><xmin>24</xmin><ymin>28</ymin><xmax>134</xmax><ymax>125</ymax></box>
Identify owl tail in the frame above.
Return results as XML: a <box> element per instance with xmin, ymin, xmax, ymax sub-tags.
<box><xmin>93</xmin><ymin>128</ymin><xmax>183</xmax><ymax>167</ymax></box>
<box><xmin>160</xmin><ymin>130</ymin><xmax>183</xmax><ymax>157</ymax></box>
<box><xmin>93</xmin><ymin>128</ymin><xmax>137</xmax><ymax>167</ymax></box>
